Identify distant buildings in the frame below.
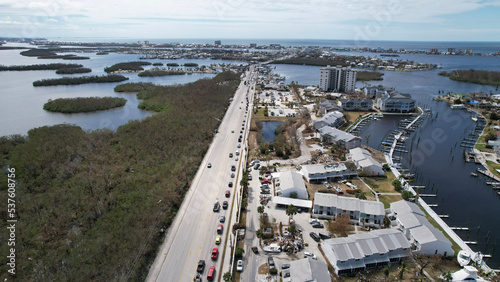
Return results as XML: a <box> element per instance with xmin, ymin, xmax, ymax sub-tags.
<box><xmin>322</xmin><ymin>229</ymin><xmax>411</xmax><ymax>275</ymax></box>
<box><xmin>313</xmin><ymin>111</ymin><xmax>344</xmax><ymax>129</ymax></box>
<box><xmin>319</xmin><ymin>65</ymin><xmax>357</xmax><ymax>94</ymax></box>
<box><xmin>390</xmin><ymin>200</ymin><xmax>454</xmax><ymax>257</ymax></box>
<box><xmin>312</xmin><ymin>193</ymin><xmax>385</xmax><ymax>226</ymax></box>
<box><xmin>214</xmin><ymin>40</ymin><xmax>221</xmax><ymax>46</ymax></box>
<box><xmin>301</xmin><ymin>163</ymin><xmax>357</xmax><ymax>183</ymax></box>
<box><xmin>339</xmin><ymin>98</ymin><xmax>373</xmax><ymax>111</ymax></box>
<box><xmin>348</xmin><ymin>148</ymin><xmax>385</xmax><ymax>176</ymax></box>
<box><xmin>275</xmin><ymin>171</ymin><xmax>308</xmax><ymax>199</ymax></box>
<box><xmin>318</xmin><ymin>126</ymin><xmax>361</xmax><ymax>150</ymax></box>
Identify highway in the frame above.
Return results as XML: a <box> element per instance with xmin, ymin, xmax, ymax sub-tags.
<box><xmin>147</xmin><ymin>66</ymin><xmax>256</xmax><ymax>282</ymax></box>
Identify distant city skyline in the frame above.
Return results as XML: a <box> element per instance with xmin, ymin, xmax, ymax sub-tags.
<box><xmin>1</xmin><ymin>0</ymin><xmax>500</xmax><ymax>42</ymax></box>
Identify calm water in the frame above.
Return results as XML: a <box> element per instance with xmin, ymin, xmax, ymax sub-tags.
<box><xmin>261</xmin><ymin>121</ymin><xmax>283</xmax><ymax>143</ymax></box>
<box><xmin>271</xmin><ymin>53</ymin><xmax>500</xmax><ymax>268</ymax></box>
<box><xmin>0</xmin><ymin>44</ymin><xmax>244</xmax><ymax>136</ymax></box>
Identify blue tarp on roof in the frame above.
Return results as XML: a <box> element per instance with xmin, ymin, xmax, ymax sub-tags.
<box><xmin>469</xmin><ymin>100</ymin><xmax>479</xmax><ymax>104</ymax></box>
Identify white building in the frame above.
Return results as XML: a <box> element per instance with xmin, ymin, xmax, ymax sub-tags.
<box><xmin>319</xmin><ymin>65</ymin><xmax>357</xmax><ymax>93</ymax></box>
<box><xmin>275</xmin><ymin>170</ymin><xmax>308</xmax><ymax>199</ymax></box>
<box><xmin>390</xmin><ymin>200</ymin><xmax>454</xmax><ymax>257</ymax></box>
<box><xmin>313</xmin><ymin>111</ymin><xmax>344</xmax><ymax>129</ymax></box>
<box><xmin>318</xmin><ymin>126</ymin><xmax>361</xmax><ymax>150</ymax></box>
<box><xmin>322</xmin><ymin>229</ymin><xmax>411</xmax><ymax>275</ymax></box>
<box><xmin>312</xmin><ymin>193</ymin><xmax>385</xmax><ymax>227</ymax></box>
<box><xmin>348</xmin><ymin>148</ymin><xmax>385</xmax><ymax>176</ymax></box>
<box><xmin>376</xmin><ymin>91</ymin><xmax>416</xmax><ymax>113</ymax></box>
<box><xmin>283</xmin><ymin>257</ymin><xmax>330</xmax><ymax>282</ymax></box>
<box><xmin>301</xmin><ymin>163</ymin><xmax>357</xmax><ymax>183</ymax></box>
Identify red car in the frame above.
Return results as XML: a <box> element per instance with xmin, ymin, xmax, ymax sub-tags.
<box><xmin>225</xmin><ymin>190</ymin><xmax>230</xmax><ymax>197</ymax></box>
<box><xmin>211</xmin><ymin>248</ymin><xmax>218</xmax><ymax>260</ymax></box>
<box><xmin>207</xmin><ymin>266</ymin><xmax>216</xmax><ymax>280</ymax></box>
<box><xmin>217</xmin><ymin>224</ymin><xmax>223</xmax><ymax>234</ymax></box>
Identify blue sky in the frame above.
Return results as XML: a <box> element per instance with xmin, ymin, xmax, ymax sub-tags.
<box><xmin>1</xmin><ymin>0</ymin><xmax>500</xmax><ymax>41</ymax></box>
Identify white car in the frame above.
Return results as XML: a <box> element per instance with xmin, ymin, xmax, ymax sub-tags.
<box><xmin>304</xmin><ymin>252</ymin><xmax>317</xmax><ymax>260</ymax></box>
<box><xmin>236</xmin><ymin>260</ymin><xmax>243</xmax><ymax>272</ymax></box>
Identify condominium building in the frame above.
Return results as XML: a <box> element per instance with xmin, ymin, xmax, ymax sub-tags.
<box><xmin>319</xmin><ymin>65</ymin><xmax>357</xmax><ymax>93</ymax></box>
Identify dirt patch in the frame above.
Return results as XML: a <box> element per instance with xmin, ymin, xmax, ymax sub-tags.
<box><xmin>364</xmin><ymin>146</ymin><xmax>387</xmax><ymax>164</ymax></box>
<box><xmin>257</xmin><ymin>263</ymin><xmax>269</xmax><ymax>274</ymax></box>
<box><xmin>249</xmin><ymin>131</ymin><xmax>259</xmax><ymax>151</ymax></box>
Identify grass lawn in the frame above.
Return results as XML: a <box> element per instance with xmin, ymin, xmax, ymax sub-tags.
<box><xmin>475</xmin><ymin>127</ymin><xmax>495</xmax><ymax>153</ymax></box>
<box><xmin>379</xmin><ymin>194</ymin><xmax>403</xmax><ymax>208</ymax></box>
<box><xmin>344</xmin><ymin>111</ymin><xmax>370</xmax><ymax>123</ymax></box>
<box><xmin>486</xmin><ymin>160</ymin><xmax>500</xmax><ymax>178</ymax></box>
<box><xmin>362</xmin><ymin>171</ymin><xmax>398</xmax><ymax>193</ymax></box>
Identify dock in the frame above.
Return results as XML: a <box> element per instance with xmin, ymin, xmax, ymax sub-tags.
<box><xmin>438</xmin><ymin>214</ymin><xmax>450</xmax><ymax>218</ymax></box>
<box><xmin>419</xmin><ymin>194</ymin><xmax>437</xmax><ymax>197</ymax></box>
<box><xmin>450</xmin><ymin>227</ymin><xmax>469</xmax><ymax>231</ymax></box>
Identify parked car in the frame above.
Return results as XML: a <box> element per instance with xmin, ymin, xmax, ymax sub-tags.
<box><xmin>281</xmin><ymin>263</ymin><xmax>290</xmax><ymax>270</ymax></box>
<box><xmin>248</xmin><ymin>174</ymin><xmax>252</xmax><ymax>180</ymax></box>
<box><xmin>312</xmin><ymin>222</ymin><xmax>324</xmax><ymax>228</ymax></box>
<box><xmin>211</xmin><ymin>248</ymin><xmax>218</xmax><ymax>260</ymax></box>
<box><xmin>219</xmin><ymin>215</ymin><xmax>225</xmax><ymax>223</ymax></box>
<box><xmin>309</xmin><ymin>232</ymin><xmax>320</xmax><ymax>242</ymax></box>
<box><xmin>254</xmin><ymin>164</ymin><xmax>260</xmax><ymax>170</ymax></box>
<box><xmin>197</xmin><ymin>260</ymin><xmax>205</xmax><ymax>273</ymax></box>
<box><xmin>268</xmin><ymin>257</ymin><xmax>275</xmax><ymax>269</ymax></box>
<box><xmin>251</xmin><ymin>246</ymin><xmax>258</xmax><ymax>254</ymax></box>
<box><xmin>236</xmin><ymin>260</ymin><xmax>243</xmax><ymax>272</ymax></box>
<box><xmin>304</xmin><ymin>251</ymin><xmax>317</xmax><ymax>260</ymax></box>
<box><xmin>222</xmin><ymin>201</ymin><xmax>228</xmax><ymax>209</ymax></box>
<box><xmin>217</xmin><ymin>224</ymin><xmax>223</xmax><ymax>234</ymax></box>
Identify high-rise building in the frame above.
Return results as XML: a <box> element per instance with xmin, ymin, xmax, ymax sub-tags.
<box><xmin>319</xmin><ymin>65</ymin><xmax>357</xmax><ymax>93</ymax></box>
<box><xmin>214</xmin><ymin>40</ymin><xmax>221</xmax><ymax>46</ymax></box>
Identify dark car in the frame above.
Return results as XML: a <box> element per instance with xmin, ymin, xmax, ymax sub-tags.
<box><xmin>222</xmin><ymin>201</ymin><xmax>228</xmax><ymax>209</ymax></box>
<box><xmin>268</xmin><ymin>257</ymin><xmax>275</xmax><ymax>270</ymax></box>
<box><xmin>231</xmin><ymin>165</ymin><xmax>236</xmax><ymax>171</ymax></box>
<box><xmin>312</xmin><ymin>222</ymin><xmax>324</xmax><ymax>228</ymax></box>
<box><xmin>213</xmin><ymin>202</ymin><xmax>220</xmax><ymax>212</ymax></box>
<box><xmin>229</xmin><ymin>153</ymin><xmax>233</xmax><ymax>158</ymax></box>
<box><xmin>228</xmin><ymin>182</ymin><xmax>233</xmax><ymax>187</ymax></box>
<box><xmin>197</xmin><ymin>260</ymin><xmax>205</xmax><ymax>273</ymax></box>
<box><xmin>251</xmin><ymin>246</ymin><xmax>259</xmax><ymax>254</ymax></box>
<box><xmin>310</xmin><ymin>232</ymin><xmax>320</xmax><ymax>242</ymax></box>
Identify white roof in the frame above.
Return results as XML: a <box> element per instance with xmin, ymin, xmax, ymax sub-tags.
<box><xmin>279</xmin><ymin>170</ymin><xmax>306</xmax><ymax>193</ymax></box>
<box><xmin>272</xmin><ymin>196</ymin><xmax>312</xmax><ymax>208</ymax></box>
<box><xmin>390</xmin><ymin>200</ymin><xmax>425</xmax><ymax>216</ymax></box>
<box><xmin>289</xmin><ymin>257</ymin><xmax>330</xmax><ymax>282</ymax></box>
<box><xmin>318</xmin><ymin>126</ymin><xmax>360</xmax><ymax>143</ymax></box>
<box><xmin>349</xmin><ymin>148</ymin><xmax>382</xmax><ymax>169</ymax></box>
<box><xmin>301</xmin><ymin>163</ymin><xmax>350</xmax><ymax>176</ymax></box>
<box><xmin>314</xmin><ymin>193</ymin><xmax>384</xmax><ymax>216</ymax></box>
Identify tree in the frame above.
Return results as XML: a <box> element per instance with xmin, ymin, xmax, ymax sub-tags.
<box><xmin>329</xmin><ymin>213</ymin><xmax>351</xmax><ymax>237</ymax></box>
<box><xmin>288</xmin><ymin>225</ymin><xmax>297</xmax><ymax>238</ymax></box>
<box><xmin>401</xmin><ymin>190</ymin><xmax>412</xmax><ymax>201</ymax></box>
<box><xmin>289</xmin><ymin>191</ymin><xmax>298</xmax><ymax>199</ymax></box>
<box><xmin>383</xmin><ymin>216</ymin><xmax>391</xmax><ymax>228</ymax></box>
<box><xmin>235</xmin><ymin>247</ymin><xmax>244</xmax><ymax>258</ymax></box>
<box><xmin>256</xmin><ymin>229</ymin><xmax>263</xmax><ymax>238</ymax></box>
<box><xmin>399</xmin><ymin>261</ymin><xmax>406</xmax><ymax>280</ymax></box>
<box><xmin>285</xmin><ymin>204</ymin><xmax>298</xmax><ymax>220</ymax></box>
<box><xmin>257</xmin><ymin>205</ymin><xmax>265</xmax><ymax>215</ymax></box>
<box><xmin>355</xmin><ymin>191</ymin><xmax>367</xmax><ymax>200</ymax></box>
<box><xmin>383</xmin><ymin>163</ymin><xmax>390</xmax><ymax>171</ymax></box>
<box><xmin>223</xmin><ymin>271</ymin><xmax>233</xmax><ymax>282</ymax></box>
<box><xmin>383</xmin><ymin>267</ymin><xmax>390</xmax><ymax>279</ymax></box>
<box><xmin>442</xmin><ymin>271</ymin><xmax>453</xmax><ymax>281</ymax></box>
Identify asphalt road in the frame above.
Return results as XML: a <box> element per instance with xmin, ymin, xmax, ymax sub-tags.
<box><xmin>147</xmin><ymin>66</ymin><xmax>255</xmax><ymax>282</ymax></box>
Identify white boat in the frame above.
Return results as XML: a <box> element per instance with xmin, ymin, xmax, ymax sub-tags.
<box><xmin>263</xmin><ymin>243</ymin><xmax>281</xmax><ymax>253</ymax></box>
<box><xmin>457</xmin><ymin>250</ymin><xmax>471</xmax><ymax>267</ymax></box>
<box><xmin>471</xmin><ymin>116</ymin><xmax>478</xmax><ymax>122</ymax></box>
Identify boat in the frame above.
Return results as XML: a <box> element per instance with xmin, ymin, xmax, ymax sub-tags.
<box><xmin>471</xmin><ymin>116</ymin><xmax>478</xmax><ymax>122</ymax></box>
<box><xmin>470</xmin><ymin>172</ymin><xmax>478</xmax><ymax>177</ymax></box>
<box><xmin>457</xmin><ymin>250</ymin><xmax>471</xmax><ymax>267</ymax></box>
<box><xmin>263</xmin><ymin>243</ymin><xmax>281</xmax><ymax>253</ymax></box>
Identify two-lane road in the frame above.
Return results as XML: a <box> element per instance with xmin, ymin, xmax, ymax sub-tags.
<box><xmin>147</xmin><ymin>67</ymin><xmax>255</xmax><ymax>282</ymax></box>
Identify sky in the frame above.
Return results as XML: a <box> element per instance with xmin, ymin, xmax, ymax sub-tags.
<box><xmin>1</xmin><ymin>0</ymin><xmax>500</xmax><ymax>42</ymax></box>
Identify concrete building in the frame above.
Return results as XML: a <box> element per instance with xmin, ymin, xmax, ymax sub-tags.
<box><xmin>283</xmin><ymin>257</ymin><xmax>330</xmax><ymax>282</ymax></box>
<box><xmin>390</xmin><ymin>200</ymin><xmax>454</xmax><ymax>257</ymax></box>
<box><xmin>322</xmin><ymin>229</ymin><xmax>411</xmax><ymax>275</ymax></box>
<box><xmin>312</xmin><ymin>193</ymin><xmax>385</xmax><ymax>227</ymax></box>
<box><xmin>319</xmin><ymin>65</ymin><xmax>357</xmax><ymax>94</ymax></box>
<box><xmin>275</xmin><ymin>170</ymin><xmax>308</xmax><ymax>199</ymax></box>
<box><xmin>318</xmin><ymin>126</ymin><xmax>361</xmax><ymax>150</ymax></box>
<box><xmin>314</xmin><ymin>111</ymin><xmax>344</xmax><ymax>129</ymax></box>
<box><xmin>348</xmin><ymin>148</ymin><xmax>385</xmax><ymax>176</ymax></box>
<box><xmin>376</xmin><ymin>91</ymin><xmax>415</xmax><ymax>113</ymax></box>
<box><xmin>339</xmin><ymin>98</ymin><xmax>373</xmax><ymax>111</ymax></box>
<box><xmin>301</xmin><ymin>163</ymin><xmax>357</xmax><ymax>183</ymax></box>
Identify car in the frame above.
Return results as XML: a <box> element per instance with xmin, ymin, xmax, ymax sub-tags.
<box><xmin>231</xmin><ymin>165</ymin><xmax>236</xmax><ymax>171</ymax></box>
<box><xmin>231</xmin><ymin>173</ymin><xmax>235</xmax><ymax>178</ymax></box>
<box><xmin>217</xmin><ymin>224</ymin><xmax>223</xmax><ymax>234</ymax></box>
<box><xmin>268</xmin><ymin>257</ymin><xmax>275</xmax><ymax>270</ymax></box>
<box><xmin>215</xmin><ymin>235</ymin><xmax>221</xmax><ymax>245</ymax></box>
<box><xmin>222</xmin><ymin>201</ymin><xmax>228</xmax><ymax>209</ymax></box>
<box><xmin>231</xmin><ymin>130</ymin><xmax>234</xmax><ymax>133</ymax></box>
<box><xmin>238</xmin><ymin>138</ymin><xmax>242</xmax><ymax>143</ymax></box>
<box><xmin>310</xmin><ymin>232</ymin><xmax>320</xmax><ymax>242</ymax></box>
<box><xmin>236</xmin><ymin>260</ymin><xmax>243</xmax><ymax>272</ymax></box>
<box><xmin>248</xmin><ymin>175</ymin><xmax>252</xmax><ymax>180</ymax></box>
<box><xmin>228</xmin><ymin>182</ymin><xmax>233</xmax><ymax>187</ymax></box>
<box><xmin>197</xmin><ymin>260</ymin><xmax>205</xmax><ymax>273</ymax></box>
<box><xmin>229</xmin><ymin>153</ymin><xmax>233</xmax><ymax>158</ymax></box>
<box><xmin>237</xmin><ymin>144</ymin><xmax>241</xmax><ymax>148</ymax></box>
<box><xmin>309</xmin><ymin>218</ymin><xmax>319</xmax><ymax>225</ymax></box>
<box><xmin>213</xmin><ymin>202</ymin><xmax>220</xmax><ymax>212</ymax></box>
<box><xmin>211</xmin><ymin>248</ymin><xmax>218</xmax><ymax>260</ymax></box>
<box><xmin>251</xmin><ymin>246</ymin><xmax>259</xmax><ymax>254</ymax></box>
<box><xmin>235</xmin><ymin>150</ymin><xmax>240</xmax><ymax>156</ymax></box>
<box><xmin>225</xmin><ymin>190</ymin><xmax>230</xmax><ymax>197</ymax></box>
<box><xmin>219</xmin><ymin>215</ymin><xmax>225</xmax><ymax>223</ymax></box>
<box><xmin>304</xmin><ymin>252</ymin><xmax>317</xmax><ymax>260</ymax></box>
<box><xmin>281</xmin><ymin>263</ymin><xmax>290</xmax><ymax>270</ymax></box>
<box><xmin>312</xmin><ymin>222</ymin><xmax>324</xmax><ymax>228</ymax></box>
<box><xmin>207</xmin><ymin>266</ymin><xmax>216</xmax><ymax>280</ymax></box>
<box><xmin>235</xmin><ymin>157</ymin><xmax>238</xmax><ymax>161</ymax></box>
<box><xmin>254</xmin><ymin>164</ymin><xmax>260</xmax><ymax>170</ymax></box>
<box><xmin>207</xmin><ymin>163</ymin><xmax>212</xmax><ymax>168</ymax></box>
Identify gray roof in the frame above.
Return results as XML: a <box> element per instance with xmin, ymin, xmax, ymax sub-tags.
<box><xmin>289</xmin><ymin>257</ymin><xmax>330</xmax><ymax>282</ymax></box>
<box><xmin>390</xmin><ymin>200</ymin><xmax>425</xmax><ymax>216</ymax></box>
<box><xmin>319</xmin><ymin>99</ymin><xmax>342</xmax><ymax>111</ymax></box>
<box><xmin>323</xmin><ymin>229</ymin><xmax>410</xmax><ymax>262</ymax></box>
<box><xmin>279</xmin><ymin>170</ymin><xmax>307</xmax><ymax>192</ymax></box>
<box><xmin>313</xmin><ymin>193</ymin><xmax>385</xmax><ymax>216</ymax></box>
<box><xmin>315</xmin><ymin>111</ymin><xmax>344</xmax><ymax>127</ymax></box>
<box><xmin>381</xmin><ymin>91</ymin><xmax>414</xmax><ymax>103</ymax></box>
<box><xmin>319</xmin><ymin>126</ymin><xmax>360</xmax><ymax>143</ymax></box>
<box><xmin>339</xmin><ymin>98</ymin><xmax>373</xmax><ymax>104</ymax></box>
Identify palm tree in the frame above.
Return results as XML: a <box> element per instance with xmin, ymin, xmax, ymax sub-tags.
<box><xmin>442</xmin><ymin>271</ymin><xmax>453</xmax><ymax>281</ymax></box>
<box><xmin>257</xmin><ymin>205</ymin><xmax>265</xmax><ymax>215</ymax></box>
<box><xmin>286</xmin><ymin>204</ymin><xmax>298</xmax><ymax>220</ymax></box>
<box><xmin>355</xmin><ymin>191</ymin><xmax>367</xmax><ymax>200</ymax></box>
